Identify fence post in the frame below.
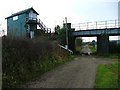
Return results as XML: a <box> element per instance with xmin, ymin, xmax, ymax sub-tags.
<box><xmin>115</xmin><ymin>20</ymin><xmax>117</xmax><ymax>28</ymax></box>
<box><xmin>79</xmin><ymin>23</ymin><xmax>81</xmax><ymax>30</ymax></box>
<box><xmin>96</xmin><ymin>22</ymin><xmax>97</xmax><ymax>29</ymax></box>
<box><xmin>87</xmin><ymin>22</ymin><xmax>89</xmax><ymax>29</ymax></box>
<box><xmin>105</xmin><ymin>21</ymin><xmax>107</xmax><ymax>28</ymax></box>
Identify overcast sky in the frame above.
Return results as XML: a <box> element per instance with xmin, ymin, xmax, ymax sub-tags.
<box><xmin>0</xmin><ymin>0</ymin><xmax>119</xmax><ymax>41</ymax></box>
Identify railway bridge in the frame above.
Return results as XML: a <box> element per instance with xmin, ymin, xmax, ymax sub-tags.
<box><xmin>63</xmin><ymin>20</ymin><xmax>120</xmax><ymax>54</ymax></box>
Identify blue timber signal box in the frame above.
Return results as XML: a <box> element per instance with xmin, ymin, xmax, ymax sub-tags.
<box><xmin>5</xmin><ymin>7</ymin><xmax>49</xmax><ymax>38</ymax></box>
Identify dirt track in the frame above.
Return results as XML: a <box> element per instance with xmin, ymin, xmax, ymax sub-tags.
<box><xmin>22</xmin><ymin>56</ymin><xmax>118</xmax><ymax>88</ymax></box>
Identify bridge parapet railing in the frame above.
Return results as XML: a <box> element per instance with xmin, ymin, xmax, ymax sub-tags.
<box><xmin>72</xmin><ymin>20</ymin><xmax>119</xmax><ymax>31</ymax></box>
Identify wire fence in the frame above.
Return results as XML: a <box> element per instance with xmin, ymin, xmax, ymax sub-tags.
<box><xmin>71</xmin><ymin>20</ymin><xmax>119</xmax><ymax>31</ymax></box>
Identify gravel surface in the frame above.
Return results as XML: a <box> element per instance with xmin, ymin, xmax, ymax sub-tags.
<box><xmin>22</xmin><ymin>56</ymin><xmax>118</xmax><ymax>88</ymax></box>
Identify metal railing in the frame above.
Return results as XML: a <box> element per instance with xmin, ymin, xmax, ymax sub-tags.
<box><xmin>37</xmin><ymin>19</ymin><xmax>47</xmax><ymax>29</ymax></box>
<box><xmin>58</xmin><ymin>44</ymin><xmax>73</xmax><ymax>54</ymax></box>
<box><xmin>72</xmin><ymin>20</ymin><xmax>119</xmax><ymax>31</ymax></box>
<box><xmin>26</xmin><ymin>17</ymin><xmax>47</xmax><ymax>28</ymax></box>
<box><xmin>37</xmin><ymin>19</ymin><xmax>51</xmax><ymax>33</ymax></box>
<box><xmin>26</xmin><ymin>17</ymin><xmax>38</xmax><ymax>22</ymax></box>
<box><xmin>26</xmin><ymin>17</ymin><xmax>51</xmax><ymax>33</ymax></box>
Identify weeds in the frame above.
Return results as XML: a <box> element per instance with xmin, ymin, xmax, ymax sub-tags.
<box><xmin>2</xmin><ymin>36</ymin><xmax>72</xmax><ymax>88</ymax></box>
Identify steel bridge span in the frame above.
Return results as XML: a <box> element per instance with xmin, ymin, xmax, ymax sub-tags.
<box><xmin>63</xmin><ymin>20</ymin><xmax>120</xmax><ymax>54</ymax></box>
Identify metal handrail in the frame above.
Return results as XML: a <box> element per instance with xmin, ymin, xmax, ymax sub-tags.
<box><xmin>26</xmin><ymin>17</ymin><xmax>51</xmax><ymax>33</ymax></box>
<box><xmin>72</xmin><ymin>20</ymin><xmax>119</xmax><ymax>31</ymax></box>
<box><xmin>58</xmin><ymin>44</ymin><xmax>73</xmax><ymax>54</ymax></box>
<box><xmin>37</xmin><ymin>19</ymin><xmax>51</xmax><ymax>33</ymax></box>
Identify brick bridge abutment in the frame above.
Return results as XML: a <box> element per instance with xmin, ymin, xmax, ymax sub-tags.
<box><xmin>64</xmin><ymin>23</ymin><xmax>109</xmax><ymax>55</ymax></box>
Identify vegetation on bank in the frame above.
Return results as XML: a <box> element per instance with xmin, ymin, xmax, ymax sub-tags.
<box><xmin>2</xmin><ymin>36</ymin><xmax>73</xmax><ymax>88</ymax></box>
<box><xmin>108</xmin><ymin>54</ymin><xmax>120</xmax><ymax>59</ymax></box>
<box><xmin>95</xmin><ymin>62</ymin><xmax>120</xmax><ymax>88</ymax></box>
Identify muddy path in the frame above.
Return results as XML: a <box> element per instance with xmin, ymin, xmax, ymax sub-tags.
<box><xmin>22</xmin><ymin>56</ymin><xmax>118</xmax><ymax>88</ymax></box>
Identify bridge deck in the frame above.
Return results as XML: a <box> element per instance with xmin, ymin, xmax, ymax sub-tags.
<box><xmin>72</xmin><ymin>20</ymin><xmax>120</xmax><ymax>37</ymax></box>
<box><xmin>73</xmin><ymin>28</ymin><xmax>120</xmax><ymax>37</ymax></box>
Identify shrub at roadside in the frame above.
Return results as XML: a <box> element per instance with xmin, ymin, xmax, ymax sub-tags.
<box><xmin>2</xmin><ymin>36</ymin><xmax>72</xmax><ymax>88</ymax></box>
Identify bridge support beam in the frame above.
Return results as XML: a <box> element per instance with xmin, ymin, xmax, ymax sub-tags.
<box><xmin>68</xmin><ymin>28</ymin><xmax>76</xmax><ymax>53</ymax></box>
<box><xmin>97</xmin><ymin>35</ymin><xmax>109</xmax><ymax>55</ymax></box>
<box><xmin>64</xmin><ymin>23</ymin><xmax>75</xmax><ymax>53</ymax></box>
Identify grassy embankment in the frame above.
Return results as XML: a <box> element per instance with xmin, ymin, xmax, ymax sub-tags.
<box><xmin>2</xmin><ymin>36</ymin><xmax>74</xmax><ymax>88</ymax></box>
<box><xmin>90</xmin><ymin>43</ymin><xmax>120</xmax><ymax>88</ymax></box>
<box><xmin>89</xmin><ymin>44</ymin><xmax>120</xmax><ymax>58</ymax></box>
<box><xmin>95</xmin><ymin>62</ymin><xmax>120</xmax><ymax>88</ymax></box>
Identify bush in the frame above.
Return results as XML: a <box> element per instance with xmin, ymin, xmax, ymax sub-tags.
<box><xmin>2</xmin><ymin>36</ymin><xmax>72</xmax><ymax>88</ymax></box>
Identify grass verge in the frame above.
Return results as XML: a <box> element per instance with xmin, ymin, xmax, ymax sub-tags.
<box><xmin>96</xmin><ymin>53</ymin><xmax>120</xmax><ymax>59</ymax></box>
<box><xmin>95</xmin><ymin>62</ymin><xmax>120</xmax><ymax>88</ymax></box>
<box><xmin>108</xmin><ymin>54</ymin><xmax>120</xmax><ymax>59</ymax></box>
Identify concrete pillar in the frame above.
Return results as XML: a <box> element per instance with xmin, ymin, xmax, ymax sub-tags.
<box><xmin>97</xmin><ymin>35</ymin><xmax>109</xmax><ymax>55</ymax></box>
<box><xmin>68</xmin><ymin>28</ymin><xmax>76</xmax><ymax>53</ymax></box>
<box><xmin>63</xmin><ymin>23</ymin><xmax>75</xmax><ymax>53</ymax></box>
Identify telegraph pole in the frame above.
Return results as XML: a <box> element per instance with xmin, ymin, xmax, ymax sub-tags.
<box><xmin>65</xmin><ymin>17</ymin><xmax>68</xmax><ymax>49</ymax></box>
